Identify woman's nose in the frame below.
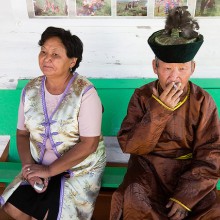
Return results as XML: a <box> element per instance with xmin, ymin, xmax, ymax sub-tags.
<box><xmin>44</xmin><ymin>54</ymin><xmax>52</xmax><ymax>62</ymax></box>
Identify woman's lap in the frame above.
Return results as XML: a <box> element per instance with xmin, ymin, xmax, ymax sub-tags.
<box><xmin>7</xmin><ymin>174</ymin><xmax>61</xmax><ymax>220</ymax></box>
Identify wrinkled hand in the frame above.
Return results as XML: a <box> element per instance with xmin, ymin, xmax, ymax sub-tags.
<box><xmin>166</xmin><ymin>200</ymin><xmax>188</xmax><ymax>220</ymax></box>
<box><xmin>23</xmin><ymin>164</ymin><xmax>50</xmax><ymax>180</ymax></box>
<box><xmin>153</xmin><ymin>82</ymin><xmax>183</xmax><ymax>109</ymax></box>
<box><xmin>22</xmin><ymin>164</ymin><xmax>32</xmax><ymax>180</ymax></box>
<box><xmin>22</xmin><ymin>164</ymin><xmax>49</xmax><ymax>193</ymax></box>
<box><xmin>26</xmin><ymin>176</ymin><xmax>49</xmax><ymax>193</ymax></box>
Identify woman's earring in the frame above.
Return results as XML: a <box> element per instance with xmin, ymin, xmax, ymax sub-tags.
<box><xmin>69</xmin><ymin>67</ymin><xmax>72</xmax><ymax>72</ymax></box>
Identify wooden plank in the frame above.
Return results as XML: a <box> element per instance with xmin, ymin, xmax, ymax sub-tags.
<box><xmin>16</xmin><ymin>78</ymin><xmax>220</xmax><ymax>89</ymax></box>
<box><xmin>101</xmin><ymin>166</ymin><xmax>127</xmax><ymax>188</ymax></box>
<box><xmin>92</xmin><ymin>188</ymin><xmax>115</xmax><ymax>220</ymax></box>
<box><xmin>217</xmin><ymin>181</ymin><xmax>220</xmax><ymax>190</ymax></box>
<box><xmin>0</xmin><ymin>162</ymin><xmax>127</xmax><ymax>188</ymax></box>
<box><xmin>190</xmin><ymin>78</ymin><xmax>220</xmax><ymax>88</ymax></box>
<box><xmin>0</xmin><ymin>90</ymin><xmax>21</xmax><ymax>162</ymax></box>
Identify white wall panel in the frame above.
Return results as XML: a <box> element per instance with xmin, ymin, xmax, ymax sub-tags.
<box><xmin>0</xmin><ymin>0</ymin><xmax>220</xmax><ymax>88</ymax></box>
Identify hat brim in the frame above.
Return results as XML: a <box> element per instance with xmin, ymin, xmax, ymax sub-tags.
<box><xmin>148</xmin><ymin>30</ymin><xmax>204</xmax><ymax>63</ymax></box>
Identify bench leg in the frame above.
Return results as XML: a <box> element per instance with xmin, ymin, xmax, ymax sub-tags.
<box><xmin>92</xmin><ymin>188</ymin><xmax>115</xmax><ymax>220</ymax></box>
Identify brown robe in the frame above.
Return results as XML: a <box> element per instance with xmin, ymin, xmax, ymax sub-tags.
<box><xmin>110</xmin><ymin>80</ymin><xmax>220</xmax><ymax>220</ymax></box>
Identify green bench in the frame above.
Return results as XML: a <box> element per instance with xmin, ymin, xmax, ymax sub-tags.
<box><xmin>0</xmin><ymin>78</ymin><xmax>147</xmax><ymax>188</ymax></box>
<box><xmin>0</xmin><ymin>78</ymin><xmax>220</xmax><ymax>189</ymax></box>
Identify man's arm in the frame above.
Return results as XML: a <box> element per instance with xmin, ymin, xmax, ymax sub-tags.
<box><xmin>118</xmin><ymin>87</ymin><xmax>173</xmax><ymax>155</ymax></box>
<box><xmin>171</xmin><ymin>95</ymin><xmax>220</xmax><ymax>210</ymax></box>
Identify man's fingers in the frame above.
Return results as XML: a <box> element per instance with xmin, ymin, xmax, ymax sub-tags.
<box><xmin>160</xmin><ymin>82</ymin><xmax>178</xmax><ymax>100</ymax></box>
<box><xmin>170</xmin><ymin>209</ymin><xmax>187</xmax><ymax>220</ymax></box>
<box><xmin>44</xmin><ymin>178</ymin><xmax>50</xmax><ymax>187</ymax></box>
<box><xmin>168</xmin><ymin>208</ymin><xmax>177</xmax><ymax>218</ymax></box>
<box><xmin>172</xmin><ymin>90</ymin><xmax>183</xmax><ymax>105</ymax></box>
<box><xmin>161</xmin><ymin>82</ymin><xmax>175</xmax><ymax>97</ymax></box>
<box><xmin>167</xmin><ymin>201</ymin><xmax>188</xmax><ymax>220</ymax></box>
<box><xmin>167</xmin><ymin>83</ymin><xmax>182</xmax><ymax>98</ymax></box>
<box><xmin>166</xmin><ymin>200</ymin><xmax>173</xmax><ymax>208</ymax></box>
<box><xmin>152</xmin><ymin>87</ymin><xmax>159</xmax><ymax>97</ymax></box>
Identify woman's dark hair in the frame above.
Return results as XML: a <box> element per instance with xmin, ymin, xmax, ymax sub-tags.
<box><xmin>38</xmin><ymin>26</ymin><xmax>83</xmax><ymax>73</ymax></box>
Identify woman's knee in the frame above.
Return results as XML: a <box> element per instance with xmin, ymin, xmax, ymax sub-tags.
<box><xmin>3</xmin><ymin>202</ymin><xmax>31</xmax><ymax>220</ymax></box>
<box><xmin>3</xmin><ymin>202</ymin><xmax>11</xmax><ymax>214</ymax></box>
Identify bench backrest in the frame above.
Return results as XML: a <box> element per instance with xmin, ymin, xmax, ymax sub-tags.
<box><xmin>0</xmin><ymin>78</ymin><xmax>220</xmax><ymax>162</ymax></box>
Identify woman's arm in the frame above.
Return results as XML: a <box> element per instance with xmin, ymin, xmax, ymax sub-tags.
<box><xmin>17</xmin><ymin>129</ymin><xmax>49</xmax><ymax>193</ymax></box>
<box><xmin>24</xmin><ymin>136</ymin><xmax>100</xmax><ymax>179</ymax></box>
<box><xmin>17</xmin><ymin>129</ymin><xmax>33</xmax><ymax>165</ymax></box>
<box><xmin>16</xmin><ymin>92</ymin><xmax>34</xmax><ymax>165</ymax></box>
<box><xmin>49</xmin><ymin>135</ymin><xmax>100</xmax><ymax>174</ymax></box>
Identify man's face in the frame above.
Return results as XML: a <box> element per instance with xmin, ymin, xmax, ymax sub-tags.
<box><xmin>152</xmin><ymin>59</ymin><xmax>195</xmax><ymax>91</ymax></box>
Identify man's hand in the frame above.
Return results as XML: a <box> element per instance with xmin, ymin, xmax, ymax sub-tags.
<box><xmin>166</xmin><ymin>200</ymin><xmax>188</xmax><ymax>220</ymax></box>
<box><xmin>153</xmin><ymin>82</ymin><xmax>183</xmax><ymax>109</ymax></box>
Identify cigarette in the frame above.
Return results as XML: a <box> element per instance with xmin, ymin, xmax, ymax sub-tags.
<box><xmin>173</xmin><ymin>83</ymin><xmax>178</xmax><ymax>90</ymax></box>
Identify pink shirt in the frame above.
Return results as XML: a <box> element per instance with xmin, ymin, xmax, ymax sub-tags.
<box><xmin>17</xmin><ymin>86</ymin><xmax>102</xmax><ymax>165</ymax></box>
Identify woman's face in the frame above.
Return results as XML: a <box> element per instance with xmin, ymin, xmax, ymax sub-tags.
<box><xmin>152</xmin><ymin>59</ymin><xmax>195</xmax><ymax>91</ymax></box>
<box><xmin>38</xmin><ymin>37</ymin><xmax>76</xmax><ymax>78</ymax></box>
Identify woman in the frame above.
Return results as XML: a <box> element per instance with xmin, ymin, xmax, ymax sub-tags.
<box><xmin>0</xmin><ymin>26</ymin><xmax>106</xmax><ymax>220</ymax></box>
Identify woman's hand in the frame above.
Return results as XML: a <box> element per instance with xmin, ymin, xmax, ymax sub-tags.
<box><xmin>26</xmin><ymin>176</ymin><xmax>49</xmax><ymax>193</ymax></box>
<box><xmin>166</xmin><ymin>200</ymin><xmax>188</xmax><ymax>220</ymax></box>
<box><xmin>23</xmin><ymin>164</ymin><xmax>51</xmax><ymax>180</ymax></box>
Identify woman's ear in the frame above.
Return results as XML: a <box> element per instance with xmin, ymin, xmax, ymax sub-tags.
<box><xmin>70</xmin><ymin>58</ymin><xmax>78</xmax><ymax>68</ymax></box>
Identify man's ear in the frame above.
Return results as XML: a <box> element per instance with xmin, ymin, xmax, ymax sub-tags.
<box><xmin>152</xmin><ymin>59</ymin><xmax>158</xmax><ymax>75</ymax></box>
<box><xmin>191</xmin><ymin>61</ymin><xmax>196</xmax><ymax>76</ymax></box>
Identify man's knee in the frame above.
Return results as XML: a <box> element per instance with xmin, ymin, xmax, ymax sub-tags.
<box><xmin>124</xmin><ymin>183</ymin><xmax>152</xmax><ymax>212</ymax></box>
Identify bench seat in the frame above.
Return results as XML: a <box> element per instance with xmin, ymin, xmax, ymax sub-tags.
<box><xmin>1</xmin><ymin>78</ymin><xmax>220</xmax><ymax>187</ymax></box>
<box><xmin>1</xmin><ymin>162</ymin><xmax>219</xmax><ymax>189</ymax></box>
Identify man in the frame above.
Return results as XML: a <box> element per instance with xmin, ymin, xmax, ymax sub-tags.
<box><xmin>110</xmin><ymin>6</ymin><xmax>220</xmax><ymax>220</ymax></box>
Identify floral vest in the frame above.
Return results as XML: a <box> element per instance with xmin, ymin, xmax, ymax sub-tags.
<box><xmin>23</xmin><ymin>73</ymin><xmax>105</xmax><ymax>173</ymax></box>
